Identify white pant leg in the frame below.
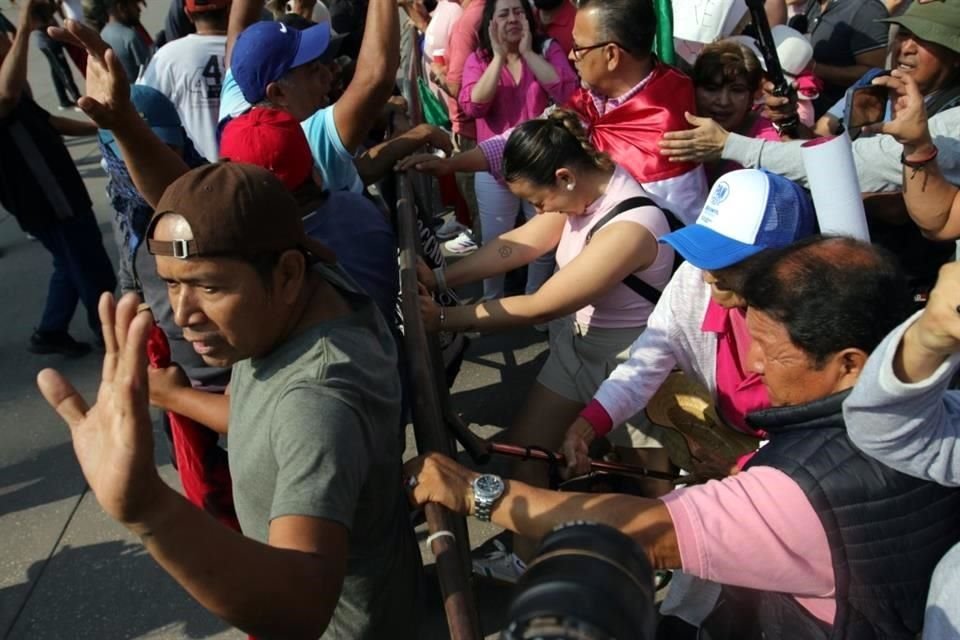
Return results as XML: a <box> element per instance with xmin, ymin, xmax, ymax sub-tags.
<box><xmin>520</xmin><ymin>200</ymin><xmax>556</xmax><ymax>295</ymax></box>
<box><xmin>476</xmin><ymin>171</ymin><xmax>522</xmax><ymax>300</ymax></box>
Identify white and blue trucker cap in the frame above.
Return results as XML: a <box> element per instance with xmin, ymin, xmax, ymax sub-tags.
<box><xmin>660</xmin><ymin>169</ymin><xmax>815</xmax><ymax>271</ymax></box>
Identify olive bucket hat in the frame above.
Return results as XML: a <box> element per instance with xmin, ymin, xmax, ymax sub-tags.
<box><xmin>880</xmin><ymin>0</ymin><xmax>960</xmax><ymax>56</ymax></box>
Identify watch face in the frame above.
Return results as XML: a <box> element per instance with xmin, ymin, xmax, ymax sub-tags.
<box><xmin>474</xmin><ymin>474</ymin><xmax>505</xmax><ymax>500</ymax></box>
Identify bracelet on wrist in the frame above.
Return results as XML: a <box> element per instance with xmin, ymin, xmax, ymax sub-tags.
<box><xmin>902</xmin><ymin>144</ymin><xmax>939</xmax><ymax>169</ymax></box>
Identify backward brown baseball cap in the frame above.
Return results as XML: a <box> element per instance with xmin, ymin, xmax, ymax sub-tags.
<box><xmin>147</xmin><ymin>162</ymin><xmax>335</xmax><ymax>264</ymax></box>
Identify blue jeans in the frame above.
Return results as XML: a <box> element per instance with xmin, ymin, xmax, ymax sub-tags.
<box><xmin>33</xmin><ymin>214</ymin><xmax>117</xmax><ymax>337</ymax></box>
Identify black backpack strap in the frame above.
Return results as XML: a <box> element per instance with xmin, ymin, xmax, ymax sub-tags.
<box><xmin>585</xmin><ymin>196</ymin><xmax>683</xmax><ymax>306</ymax></box>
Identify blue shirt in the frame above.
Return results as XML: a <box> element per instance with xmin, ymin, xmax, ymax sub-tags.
<box><xmin>302</xmin><ymin>190</ymin><xmax>398</xmax><ymax>323</ymax></box>
<box><xmin>219</xmin><ymin>69</ymin><xmax>364</xmax><ymax>193</ymax></box>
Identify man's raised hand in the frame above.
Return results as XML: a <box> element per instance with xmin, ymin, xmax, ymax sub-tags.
<box><xmin>37</xmin><ymin>293</ymin><xmax>166</xmax><ymax>532</ymax></box>
<box><xmin>46</xmin><ymin>19</ymin><xmax>135</xmax><ymax>130</ymax></box>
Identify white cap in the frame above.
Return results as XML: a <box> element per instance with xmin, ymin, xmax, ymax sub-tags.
<box><xmin>771</xmin><ymin>25</ymin><xmax>813</xmax><ymax>79</ymax></box>
<box><xmin>725</xmin><ymin>25</ymin><xmax>812</xmax><ymax>81</ymax></box>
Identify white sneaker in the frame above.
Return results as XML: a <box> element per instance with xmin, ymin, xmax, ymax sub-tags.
<box><xmin>435</xmin><ymin>218</ymin><xmax>469</xmax><ymax>241</ymax></box>
<box><xmin>444</xmin><ymin>231</ymin><xmax>478</xmax><ymax>254</ymax></box>
<box><xmin>471</xmin><ymin>539</ymin><xmax>526</xmax><ymax>583</ymax></box>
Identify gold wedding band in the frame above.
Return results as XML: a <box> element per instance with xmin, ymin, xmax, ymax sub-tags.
<box><xmin>137</xmin><ymin>303</ymin><xmax>152</xmax><ymax>315</ymax></box>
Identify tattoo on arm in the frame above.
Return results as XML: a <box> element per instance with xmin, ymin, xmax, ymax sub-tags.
<box><xmin>498</xmin><ymin>246</ymin><xmax>513</xmax><ymax>259</ymax></box>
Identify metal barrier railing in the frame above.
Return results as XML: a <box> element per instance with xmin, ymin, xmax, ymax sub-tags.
<box><xmin>396</xmin><ymin>172</ymin><xmax>483</xmax><ymax>640</ymax></box>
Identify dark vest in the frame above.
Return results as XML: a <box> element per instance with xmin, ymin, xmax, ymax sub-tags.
<box><xmin>704</xmin><ymin>390</ymin><xmax>960</xmax><ymax>640</ymax></box>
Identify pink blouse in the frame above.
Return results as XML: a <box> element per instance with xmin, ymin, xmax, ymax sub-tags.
<box><xmin>458</xmin><ymin>41</ymin><xmax>577</xmax><ymax>142</ymax></box>
<box><xmin>700</xmin><ymin>300</ymin><xmax>770</xmax><ymax>436</ymax></box>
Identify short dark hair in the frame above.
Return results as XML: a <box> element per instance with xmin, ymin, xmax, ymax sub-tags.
<box><xmin>742</xmin><ymin>236</ymin><xmax>911</xmax><ymax>367</ymax></box>
<box><xmin>479</xmin><ymin>0</ymin><xmax>546</xmax><ymax>61</ymax></box>
<box><xmin>692</xmin><ymin>40</ymin><xmax>764</xmax><ymax>92</ymax></box>
<box><xmin>191</xmin><ymin>5</ymin><xmax>231</xmax><ymax>26</ymax></box>
<box><xmin>245</xmin><ymin>251</ymin><xmax>284</xmax><ymax>289</ymax></box>
<box><xmin>503</xmin><ymin>108</ymin><xmax>613</xmax><ymax>186</ymax></box>
<box><xmin>577</xmin><ymin>0</ymin><xmax>656</xmax><ymax>58</ymax></box>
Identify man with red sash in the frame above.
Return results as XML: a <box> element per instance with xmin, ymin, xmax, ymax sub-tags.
<box><xmin>402</xmin><ymin>0</ymin><xmax>707</xmax><ymax>224</ymax></box>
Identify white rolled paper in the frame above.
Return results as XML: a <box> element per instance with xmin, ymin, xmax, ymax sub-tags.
<box><xmin>800</xmin><ymin>135</ymin><xmax>871</xmax><ymax>241</ymax></box>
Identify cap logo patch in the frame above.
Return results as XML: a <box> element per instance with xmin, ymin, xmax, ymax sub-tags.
<box><xmin>711</xmin><ymin>181</ymin><xmax>730</xmax><ymax>206</ymax></box>
<box><xmin>279</xmin><ymin>23</ymin><xmax>288</xmax><ymax>33</ymax></box>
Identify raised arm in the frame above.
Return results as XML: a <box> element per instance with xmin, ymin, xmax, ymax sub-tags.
<box><xmin>844</xmin><ymin>264</ymin><xmax>960</xmax><ymax>486</ymax></box>
<box><xmin>225</xmin><ymin>0</ymin><xmax>264</xmax><ymax>68</ymax></box>
<box><xmin>49</xmin><ymin>20</ymin><xmax>190</xmax><ymax>207</ymax></box>
<box><xmin>332</xmin><ymin>0</ymin><xmax>399</xmax><ymax>153</ymax></box>
<box><xmin>0</xmin><ymin>0</ymin><xmax>43</xmax><ymax>118</ymax></box>
<box><xmin>871</xmin><ymin>70</ymin><xmax>960</xmax><ymax>241</ymax></box>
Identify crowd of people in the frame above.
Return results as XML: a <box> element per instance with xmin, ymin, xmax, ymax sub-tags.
<box><xmin>2</xmin><ymin>0</ymin><xmax>960</xmax><ymax>635</ymax></box>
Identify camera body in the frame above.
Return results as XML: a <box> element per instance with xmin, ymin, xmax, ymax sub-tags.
<box><xmin>502</xmin><ymin>522</ymin><xmax>657</xmax><ymax>640</ymax></box>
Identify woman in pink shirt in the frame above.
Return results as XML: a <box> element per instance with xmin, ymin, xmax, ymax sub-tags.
<box><xmin>419</xmin><ymin>110</ymin><xmax>673</xmax><ymax>574</ymax></box>
<box><xmin>459</xmin><ymin>0</ymin><xmax>577</xmax><ymax>299</ymax></box>
<box><xmin>691</xmin><ymin>41</ymin><xmax>781</xmax><ymax>184</ymax></box>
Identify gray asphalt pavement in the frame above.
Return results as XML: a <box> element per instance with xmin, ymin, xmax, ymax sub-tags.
<box><xmin>0</xmin><ymin>3</ymin><xmax>545</xmax><ymax>638</ymax></box>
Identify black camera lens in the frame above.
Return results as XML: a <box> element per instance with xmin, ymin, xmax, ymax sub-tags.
<box><xmin>502</xmin><ymin>522</ymin><xmax>656</xmax><ymax>640</ymax></box>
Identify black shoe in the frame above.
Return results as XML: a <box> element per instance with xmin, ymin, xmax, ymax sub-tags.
<box><xmin>29</xmin><ymin>331</ymin><xmax>92</xmax><ymax>357</ymax></box>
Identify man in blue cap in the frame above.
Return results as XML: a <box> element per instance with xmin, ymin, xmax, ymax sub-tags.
<box><xmin>220</xmin><ymin>0</ymin><xmax>451</xmax><ymax>192</ymax></box>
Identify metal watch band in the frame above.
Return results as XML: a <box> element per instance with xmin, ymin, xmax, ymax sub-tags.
<box><xmin>474</xmin><ymin>500</ymin><xmax>493</xmax><ymax>522</ymax></box>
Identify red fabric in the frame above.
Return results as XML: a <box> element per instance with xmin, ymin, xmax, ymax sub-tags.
<box><xmin>538</xmin><ymin>0</ymin><xmax>576</xmax><ymax>54</ymax></box>
<box><xmin>566</xmin><ymin>64</ymin><xmax>699</xmax><ymax>184</ymax></box>
<box><xmin>64</xmin><ymin>43</ymin><xmax>87</xmax><ymax>76</ymax></box>
<box><xmin>437</xmin><ymin>173</ymin><xmax>471</xmax><ymax>225</ymax></box>
<box><xmin>134</xmin><ymin>21</ymin><xmax>154</xmax><ymax>48</ymax></box>
<box><xmin>146</xmin><ymin>325</ymin><xmax>240</xmax><ymax>531</ymax></box>
<box><xmin>579</xmin><ymin>398</ymin><xmax>614</xmax><ymax>437</ymax></box>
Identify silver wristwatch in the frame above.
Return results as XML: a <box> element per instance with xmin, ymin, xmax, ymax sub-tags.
<box><xmin>471</xmin><ymin>474</ymin><xmax>505</xmax><ymax>522</ymax></box>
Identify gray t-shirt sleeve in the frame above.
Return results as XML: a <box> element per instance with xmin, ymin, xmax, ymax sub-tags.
<box><xmin>844</xmin><ymin>311</ymin><xmax>960</xmax><ymax>487</ymax></box>
<box><xmin>268</xmin><ymin>386</ymin><xmax>371</xmax><ymax>528</ymax></box>
<box><xmin>848</xmin><ymin>1</ymin><xmax>890</xmax><ymax>56</ymax></box>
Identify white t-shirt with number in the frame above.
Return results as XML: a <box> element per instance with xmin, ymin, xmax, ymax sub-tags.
<box><xmin>139</xmin><ymin>34</ymin><xmax>227</xmax><ymax>162</ymax></box>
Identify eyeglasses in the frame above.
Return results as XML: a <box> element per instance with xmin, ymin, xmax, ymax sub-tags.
<box><xmin>570</xmin><ymin>41</ymin><xmax>622</xmax><ymax>61</ymax></box>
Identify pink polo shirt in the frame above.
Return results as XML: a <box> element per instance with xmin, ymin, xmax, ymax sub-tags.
<box><xmin>700</xmin><ymin>300</ymin><xmax>769</xmax><ymax>436</ymax></box>
<box><xmin>445</xmin><ymin>0</ymin><xmax>485</xmax><ymax>139</ymax></box>
<box><xmin>459</xmin><ymin>42</ymin><xmax>578</xmax><ymax>142</ymax></box>
<box><xmin>661</xmin><ymin>466</ymin><xmax>837</xmax><ymax>624</ymax></box>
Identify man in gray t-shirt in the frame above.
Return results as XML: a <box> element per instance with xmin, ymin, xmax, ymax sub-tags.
<box><xmin>100</xmin><ymin>0</ymin><xmax>151</xmax><ymax>80</ymax></box>
<box><xmin>229</xmin><ymin>260</ymin><xmax>420</xmax><ymax>638</ymax></box>
<box><xmin>38</xmin><ymin>161</ymin><xmax>421</xmax><ymax>638</ymax></box>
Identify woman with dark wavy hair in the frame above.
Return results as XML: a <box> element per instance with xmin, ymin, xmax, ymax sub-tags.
<box><xmin>454</xmin><ymin>0</ymin><xmax>577</xmax><ymax>298</ymax></box>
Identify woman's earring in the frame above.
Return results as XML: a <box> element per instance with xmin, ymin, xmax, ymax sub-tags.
<box><xmin>566</xmin><ymin>183</ymin><xmax>575</xmax><ymax>191</ymax></box>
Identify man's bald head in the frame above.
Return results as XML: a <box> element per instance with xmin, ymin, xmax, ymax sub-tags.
<box><xmin>743</xmin><ymin>236</ymin><xmax>911</xmax><ymax>366</ymax></box>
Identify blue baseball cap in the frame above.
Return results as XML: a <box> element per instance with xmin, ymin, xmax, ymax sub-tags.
<box><xmin>231</xmin><ymin>20</ymin><xmax>331</xmax><ymax>105</ymax></box>
<box><xmin>661</xmin><ymin>169</ymin><xmax>815</xmax><ymax>271</ymax></box>
<box><xmin>98</xmin><ymin>85</ymin><xmax>185</xmax><ymax>161</ymax></box>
